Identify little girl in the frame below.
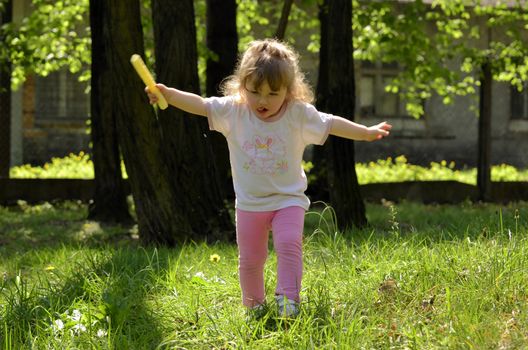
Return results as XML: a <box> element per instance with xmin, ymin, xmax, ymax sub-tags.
<box><xmin>146</xmin><ymin>39</ymin><xmax>392</xmax><ymax>317</ymax></box>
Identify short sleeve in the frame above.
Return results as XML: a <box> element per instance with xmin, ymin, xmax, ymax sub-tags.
<box><xmin>204</xmin><ymin>96</ymin><xmax>237</xmax><ymax>136</ymax></box>
<box><xmin>300</xmin><ymin>103</ymin><xmax>333</xmax><ymax>145</ymax></box>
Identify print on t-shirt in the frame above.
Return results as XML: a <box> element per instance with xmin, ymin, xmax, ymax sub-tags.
<box><xmin>242</xmin><ymin>134</ymin><xmax>288</xmax><ymax>176</ymax></box>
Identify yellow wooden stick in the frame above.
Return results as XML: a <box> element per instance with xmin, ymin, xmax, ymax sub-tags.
<box><xmin>130</xmin><ymin>54</ymin><xmax>168</xmax><ymax>110</ymax></box>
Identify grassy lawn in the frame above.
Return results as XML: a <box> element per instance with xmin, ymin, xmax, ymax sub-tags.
<box><xmin>10</xmin><ymin>153</ymin><xmax>528</xmax><ymax>184</ymax></box>
<box><xmin>1</xmin><ymin>200</ymin><xmax>527</xmax><ymax>349</ymax></box>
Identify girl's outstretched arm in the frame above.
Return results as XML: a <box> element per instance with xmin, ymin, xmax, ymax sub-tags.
<box><xmin>329</xmin><ymin>116</ymin><xmax>392</xmax><ymax>142</ymax></box>
<box><xmin>145</xmin><ymin>84</ymin><xmax>207</xmax><ymax>117</ymax></box>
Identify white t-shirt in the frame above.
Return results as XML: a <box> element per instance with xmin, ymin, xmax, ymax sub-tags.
<box><xmin>205</xmin><ymin>96</ymin><xmax>333</xmax><ymax>211</ymax></box>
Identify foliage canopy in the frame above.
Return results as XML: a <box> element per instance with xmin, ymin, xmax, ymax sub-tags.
<box><xmin>1</xmin><ymin>0</ymin><xmax>527</xmax><ymax>115</ymax></box>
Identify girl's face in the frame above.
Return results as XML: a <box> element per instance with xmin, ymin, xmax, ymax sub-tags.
<box><xmin>244</xmin><ymin>78</ymin><xmax>288</xmax><ymax>122</ymax></box>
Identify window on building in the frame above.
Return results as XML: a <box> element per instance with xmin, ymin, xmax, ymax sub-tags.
<box><xmin>35</xmin><ymin>70</ymin><xmax>89</xmax><ymax>121</ymax></box>
<box><xmin>511</xmin><ymin>82</ymin><xmax>528</xmax><ymax>120</ymax></box>
<box><xmin>357</xmin><ymin>61</ymin><xmax>406</xmax><ymax>118</ymax></box>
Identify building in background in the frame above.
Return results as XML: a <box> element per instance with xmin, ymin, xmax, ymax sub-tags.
<box><xmin>9</xmin><ymin>0</ymin><xmax>90</xmax><ymax>167</ymax></box>
<box><xmin>11</xmin><ymin>72</ymin><xmax>90</xmax><ymax>166</ymax></box>
<box><xmin>353</xmin><ymin>60</ymin><xmax>528</xmax><ymax>167</ymax></box>
<box><xmin>7</xmin><ymin>0</ymin><xmax>528</xmax><ymax>168</ymax></box>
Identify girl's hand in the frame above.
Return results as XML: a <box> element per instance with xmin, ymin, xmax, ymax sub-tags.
<box><xmin>144</xmin><ymin>84</ymin><xmax>207</xmax><ymax>116</ymax></box>
<box><xmin>366</xmin><ymin>121</ymin><xmax>392</xmax><ymax>141</ymax></box>
<box><xmin>145</xmin><ymin>83</ymin><xmax>168</xmax><ymax>105</ymax></box>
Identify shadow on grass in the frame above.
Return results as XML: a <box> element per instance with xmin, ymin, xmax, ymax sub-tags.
<box><xmin>0</xmin><ymin>201</ymin><xmax>138</xmax><ymax>258</ymax></box>
<box><xmin>1</xmin><ymin>246</ymin><xmax>172</xmax><ymax>348</ymax></box>
<box><xmin>78</xmin><ymin>247</ymin><xmax>169</xmax><ymax>348</ymax></box>
<box><xmin>305</xmin><ymin>200</ymin><xmax>528</xmax><ymax>245</ymax></box>
<box><xmin>0</xmin><ymin>202</ymin><xmax>175</xmax><ymax>348</ymax></box>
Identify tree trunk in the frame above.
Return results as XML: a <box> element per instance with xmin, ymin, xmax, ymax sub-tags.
<box><xmin>205</xmin><ymin>0</ymin><xmax>238</xmax><ymax>98</ymax></box>
<box><xmin>103</xmin><ymin>0</ymin><xmax>194</xmax><ymax>245</ymax></box>
<box><xmin>316</xmin><ymin>0</ymin><xmax>367</xmax><ymax>229</ymax></box>
<box><xmin>151</xmin><ymin>0</ymin><xmax>234</xmax><ymax>241</ymax></box>
<box><xmin>205</xmin><ymin>0</ymin><xmax>238</xmax><ymax>199</ymax></box>
<box><xmin>88</xmin><ymin>0</ymin><xmax>132</xmax><ymax>223</ymax></box>
<box><xmin>477</xmin><ymin>59</ymin><xmax>492</xmax><ymax>202</ymax></box>
<box><xmin>0</xmin><ymin>0</ymin><xmax>12</xmax><ymax>178</ymax></box>
<box><xmin>275</xmin><ymin>0</ymin><xmax>294</xmax><ymax>40</ymax></box>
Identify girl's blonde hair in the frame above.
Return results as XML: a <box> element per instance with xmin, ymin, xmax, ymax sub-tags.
<box><xmin>221</xmin><ymin>39</ymin><xmax>314</xmax><ymax>104</ymax></box>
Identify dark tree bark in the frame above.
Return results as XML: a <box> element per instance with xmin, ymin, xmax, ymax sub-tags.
<box><xmin>102</xmin><ymin>0</ymin><xmax>195</xmax><ymax>245</ymax></box>
<box><xmin>275</xmin><ymin>0</ymin><xmax>294</xmax><ymax>40</ymax></box>
<box><xmin>0</xmin><ymin>0</ymin><xmax>12</xmax><ymax>178</ymax></box>
<box><xmin>316</xmin><ymin>0</ymin><xmax>367</xmax><ymax>229</ymax></box>
<box><xmin>205</xmin><ymin>0</ymin><xmax>238</xmax><ymax>199</ymax></box>
<box><xmin>88</xmin><ymin>0</ymin><xmax>132</xmax><ymax>223</ymax></box>
<box><xmin>151</xmin><ymin>0</ymin><xmax>234</xmax><ymax>241</ymax></box>
<box><xmin>205</xmin><ymin>0</ymin><xmax>238</xmax><ymax>98</ymax></box>
<box><xmin>478</xmin><ymin>59</ymin><xmax>492</xmax><ymax>202</ymax></box>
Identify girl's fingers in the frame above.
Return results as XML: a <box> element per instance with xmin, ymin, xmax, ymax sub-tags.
<box><xmin>144</xmin><ymin>87</ymin><xmax>158</xmax><ymax>104</ymax></box>
<box><xmin>380</xmin><ymin>122</ymin><xmax>393</xmax><ymax>130</ymax></box>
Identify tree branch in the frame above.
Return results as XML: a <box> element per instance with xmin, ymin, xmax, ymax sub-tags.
<box><xmin>275</xmin><ymin>0</ymin><xmax>294</xmax><ymax>40</ymax></box>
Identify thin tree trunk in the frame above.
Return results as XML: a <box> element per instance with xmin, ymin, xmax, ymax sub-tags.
<box><xmin>0</xmin><ymin>0</ymin><xmax>12</xmax><ymax>178</ymax></box>
<box><xmin>88</xmin><ymin>0</ymin><xmax>132</xmax><ymax>223</ymax></box>
<box><xmin>152</xmin><ymin>0</ymin><xmax>234</xmax><ymax>241</ymax></box>
<box><xmin>275</xmin><ymin>0</ymin><xmax>294</xmax><ymax>40</ymax></box>
<box><xmin>205</xmin><ymin>0</ymin><xmax>238</xmax><ymax>200</ymax></box>
<box><xmin>206</xmin><ymin>0</ymin><xmax>238</xmax><ymax>97</ymax></box>
<box><xmin>316</xmin><ymin>0</ymin><xmax>367</xmax><ymax>229</ymax></box>
<box><xmin>478</xmin><ymin>59</ymin><xmax>492</xmax><ymax>201</ymax></box>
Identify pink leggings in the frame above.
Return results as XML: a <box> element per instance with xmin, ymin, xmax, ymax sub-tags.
<box><xmin>236</xmin><ymin>206</ymin><xmax>305</xmax><ymax>307</ymax></box>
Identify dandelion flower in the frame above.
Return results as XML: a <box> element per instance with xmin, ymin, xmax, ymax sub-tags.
<box><xmin>45</xmin><ymin>265</ymin><xmax>56</xmax><ymax>271</ymax></box>
<box><xmin>209</xmin><ymin>254</ymin><xmax>221</xmax><ymax>263</ymax></box>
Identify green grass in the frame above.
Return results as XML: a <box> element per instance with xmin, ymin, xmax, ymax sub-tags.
<box><xmin>10</xmin><ymin>153</ymin><xmax>528</xmax><ymax>184</ymax></box>
<box><xmin>1</xmin><ymin>201</ymin><xmax>528</xmax><ymax>349</ymax></box>
<box><xmin>9</xmin><ymin>153</ymin><xmax>127</xmax><ymax>180</ymax></box>
<box><xmin>354</xmin><ymin>155</ymin><xmax>528</xmax><ymax>184</ymax></box>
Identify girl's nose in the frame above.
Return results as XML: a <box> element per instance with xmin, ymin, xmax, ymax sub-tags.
<box><xmin>258</xmin><ymin>95</ymin><xmax>268</xmax><ymax>104</ymax></box>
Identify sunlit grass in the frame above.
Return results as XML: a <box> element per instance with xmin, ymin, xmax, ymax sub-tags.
<box><xmin>354</xmin><ymin>155</ymin><xmax>528</xmax><ymax>185</ymax></box>
<box><xmin>9</xmin><ymin>152</ymin><xmax>128</xmax><ymax>179</ymax></box>
<box><xmin>1</xmin><ymin>201</ymin><xmax>527</xmax><ymax>348</ymax></box>
<box><xmin>11</xmin><ymin>153</ymin><xmax>528</xmax><ymax>184</ymax></box>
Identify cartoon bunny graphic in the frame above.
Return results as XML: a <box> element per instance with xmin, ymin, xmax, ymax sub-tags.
<box><xmin>242</xmin><ymin>134</ymin><xmax>288</xmax><ymax>176</ymax></box>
